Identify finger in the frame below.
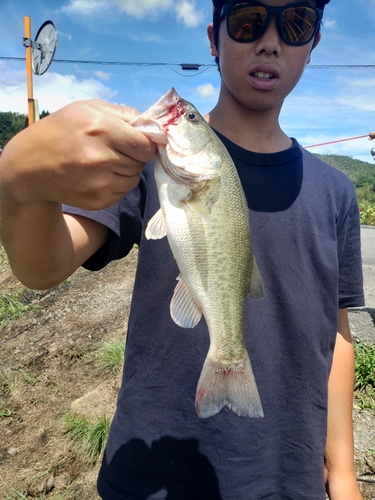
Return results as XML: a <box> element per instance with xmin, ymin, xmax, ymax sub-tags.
<box><xmin>89</xmin><ymin>99</ymin><xmax>141</xmax><ymax>123</ymax></box>
<box><xmin>88</xmin><ymin>100</ymin><xmax>157</xmax><ymax>162</ymax></box>
<box><xmin>111</xmin><ymin>155</ymin><xmax>147</xmax><ymax>178</ymax></box>
<box><xmin>117</xmin><ymin>121</ymin><xmax>156</xmax><ymax>163</ymax></box>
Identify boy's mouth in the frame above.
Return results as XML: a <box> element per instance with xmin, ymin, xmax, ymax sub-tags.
<box><xmin>253</xmin><ymin>72</ymin><xmax>275</xmax><ymax>79</ymax></box>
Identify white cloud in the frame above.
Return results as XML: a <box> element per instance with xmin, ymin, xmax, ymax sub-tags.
<box><xmin>337</xmin><ymin>94</ymin><xmax>375</xmax><ymax>113</ymax></box>
<box><xmin>279</xmin><ymin>68</ymin><xmax>375</xmax><ymax>162</ymax></box>
<box><xmin>175</xmin><ymin>1</ymin><xmax>204</xmax><ymax>28</ymax></box>
<box><xmin>128</xmin><ymin>33</ymin><xmax>167</xmax><ymax>44</ymax></box>
<box><xmin>335</xmin><ymin>76</ymin><xmax>375</xmax><ymax>112</ymax></box>
<box><xmin>57</xmin><ymin>31</ymin><xmax>73</xmax><ymax>42</ymax></box>
<box><xmin>93</xmin><ymin>70</ymin><xmax>112</xmax><ymax>81</ymax></box>
<box><xmin>61</xmin><ymin>0</ymin><xmax>204</xmax><ymax>27</ymax></box>
<box><xmin>61</xmin><ymin>0</ymin><xmax>107</xmax><ymax>16</ymax></box>
<box><xmin>196</xmin><ymin>83</ymin><xmax>218</xmax><ymax>99</ymax></box>
<box><xmin>323</xmin><ymin>19</ymin><xmax>337</xmax><ymax>29</ymax></box>
<box><xmin>0</xmin><ymin>62</ymin><xmax>117</xmax><ymax>114</ymax></box>
<box><xmin>114</xmin><ymin>0</ymin><xmax>172</xmax><ymax>18</ymax></box>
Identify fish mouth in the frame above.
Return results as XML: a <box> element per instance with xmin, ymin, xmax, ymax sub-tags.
<box><xmin>131</xmin><ymin>88</ymin><xmax>186</xmax><ymax>138</ymax></box>
<box><xmin>145</xmin><ymin>88</ymin><xmax>186</xmax><ymax>129</ymax></box>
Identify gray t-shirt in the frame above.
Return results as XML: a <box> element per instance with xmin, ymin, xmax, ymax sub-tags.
<box><xmin>64</xmin><ymin>137</ymin><xmax>364</xmax><ymax>500</ymax></box>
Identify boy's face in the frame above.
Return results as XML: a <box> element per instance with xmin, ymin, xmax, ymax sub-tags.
<box><xmin>208</xmin><ymin>0</ymin><xmax>321</xmax><ymax>114</ymax></box>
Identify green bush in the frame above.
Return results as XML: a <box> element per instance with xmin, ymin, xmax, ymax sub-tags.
<box><xmin>354</xmin><ymin>341</ymin><xmax>375</xmax><ymax>410</ymax></box>
<box><xmin>359</xmin><ymin>201</ymin><xmax>375</xmax><ymax>226</ymax></box>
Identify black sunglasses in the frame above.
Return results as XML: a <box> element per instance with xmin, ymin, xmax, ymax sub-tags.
<box><xmin>220</xmin><ymin>1</ymin><xmax>323</xmax><ymax>46</ymax></box>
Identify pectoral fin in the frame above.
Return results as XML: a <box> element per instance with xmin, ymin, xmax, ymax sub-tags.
<box><xmin>170</xmin><ymin>275</ymin><xmax>202</xmax><ymax>328</ymax></box>
<box><xmin>184</xmin><ymin>193</ymin><xmax>211</xmax><ymax>223</ymax></box>
<box><xmin>247</xmin><ymin>254</ymin><xmax>264</xmax><ymax>300</ymax></box>
<box><xmin>145</xmin><ymin>208</ymin><xmax>167</xmax><ymax>240</ymax></box>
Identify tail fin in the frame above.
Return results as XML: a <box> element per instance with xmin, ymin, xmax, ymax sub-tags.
<box><xmin>195</xmin><ymin>353</ymin><xmax>264</xmax><ymax>419</ymax></box>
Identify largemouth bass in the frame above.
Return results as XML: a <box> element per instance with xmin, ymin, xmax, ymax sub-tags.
<box><xmin>132</xmin><ymin>88</ymin><xmax>264</xmax><ymax>418</ymax></box>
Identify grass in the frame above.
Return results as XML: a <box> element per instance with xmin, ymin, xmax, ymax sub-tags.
<box><xmin>0</xmin><ymin>241</ymin><xmax>42</xmax><ymax>327</ymax></box>
<box><xmin>0</xmin><ymin>363</ymin><xmax>39</xmax><ymax>395</ymax></box>
<box><xmin>0</xmin><ymin>292</ymin><xmax>31</xmax><ymax>325</ymax></box>
<box><xmin>0</xmin><ymin>241</ymin><xmax>9</xmax><ymax>267</ymax></box>
<box><xmin>97</xmin><ymin>338</ymin><xmax>125</xmax><ymax>375</ymax></box>
<box><xmin>0</xmin><ymin>288</ymin><xmax>41</xmax><ymax>327</ymax></box>
<box><xmin>354</xmin><ymin>340</ymin><xmax>375</xmax><ymax>410</ymax></box>
<box><xmin>4</xmin><ymin>489</ymin><xmax>31</xmax><ymax>500</ymax></box>
<box><xmin>62</xmin><ymin>412</ymin><xmax>111</xmax><ymax>463</ymax></box>
<box><xmin>0</xmin><ymin>369</ymin><xmax>17</xmax><ymax>394</ymax></box>
<box><xmin>3</xmin><ymin>488</ymin><xmax>65</xmax><ymax>500</ymax></box>
<box><xmin>0</xmin><ymin>399</ymin><xmax>15</xmax><ymax>418</ymax></box>
<box><xmin>20</xmin><ymin>368</ymin><xmax>39</xmax><ymax>386</ymax></box>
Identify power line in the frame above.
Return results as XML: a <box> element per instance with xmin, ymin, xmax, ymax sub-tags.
<box><xmin>0</xmin><ymin>56</ymin><xmax>212</xmax><ymax>68</ymax></box>
<box><xmin>306</xmin><ymin>65</ymin><xmax>375</xmax><ymax>69</ymax></box>
<box><xmin>1</xmin><ymin>56</ymin><xmax>375</xmax><ymax>69</ymax></box>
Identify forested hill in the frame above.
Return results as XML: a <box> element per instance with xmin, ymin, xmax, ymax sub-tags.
<box><xmin>315</xmin><ymin>153</ymin><xmax>375</xmax><ymax>203</ymax></box>
<box><xmin>0</xmin><ymin>112</ymin><xmax>28</xmax><ymax>147</ymax></box>
<box><xmin>0</xmin><ymin>110</ymin><xmax>49</xmax><ymax>148</ymax></box>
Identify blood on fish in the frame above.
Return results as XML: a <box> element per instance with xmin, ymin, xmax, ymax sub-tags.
<box><xmin>196</xmin><ymin>387</ymin><xmax>207</xmax><ymax>399</ymax></box>
<box><xmin>162</xmin><ymin>100</ymin><xmax>186</xmax><ymax>131</ymax></box>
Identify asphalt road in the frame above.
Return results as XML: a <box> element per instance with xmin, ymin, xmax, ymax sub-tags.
<box><xmin>360</xmin><ymin>226</ymin><xmax>374</xmax><ymax>309</ymax></box>
<box><xmin>361</xmin><ymin>226</ymin><xmax>375</xmax><ymax>266</ymax></box>
<box><xmin>348</xmin><ymin>226</ymin><xmax>375</xmax><ymax>344</ymax></box>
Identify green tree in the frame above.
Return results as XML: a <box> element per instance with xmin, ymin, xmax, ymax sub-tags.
<box><xmin>0</xmin><ymin>111</ymin><xmax>50</xmax><ymax>148</ymax></box>
<box><xmin>0</xmin><ymin>112</ymin><xmax>27</xmax><ymax>146</ymax></box>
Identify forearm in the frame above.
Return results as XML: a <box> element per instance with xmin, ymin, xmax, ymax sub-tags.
<box><xmin>0</xmin><ymin>198</ymin><xmax>72</xmax><ymax>288</ymax></box>
<box><xmin>325</xmin><ymin>309</ymin><xmax>362</xmax><ymax>499</ymax></box>
<box><xmin>0</xmin><ymin>196</ymin><xmax>106</xmax><ymax>289</ymax></box>
<box><xmin>0</xmin><ymin>134</ymin><xmax>107</xmax><ymax>289</ymax></box>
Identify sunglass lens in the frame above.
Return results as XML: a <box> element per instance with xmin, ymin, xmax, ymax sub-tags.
<box><xmin>281</xmin><ymin>7</ymin><xmax>319</xmax><ymax>44</ymax></box>
<box><xmin>228</xmin><ymin>5</ymin><xmax>267</xmax><ymax>41</ymax></box>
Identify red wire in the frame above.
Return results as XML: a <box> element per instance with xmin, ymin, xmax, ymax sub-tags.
<box><xmin>304</xmin><ymin>134</ymin><xmax>370</xmax><ymax>149</ymax></box>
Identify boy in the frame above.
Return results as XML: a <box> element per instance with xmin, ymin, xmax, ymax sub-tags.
<box><xmin>0</xmin><ymin>1</ymin><xmax>364</xmax><ymax>498</ymax></box>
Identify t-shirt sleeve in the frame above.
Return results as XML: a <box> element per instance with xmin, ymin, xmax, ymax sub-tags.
<box><xmin>62</xmin><ymin>163</ymin><xmax>151</xmax><ymax>271</ymax></box>
<box><xmin>337</xmin><ymin>190</ymin><xmax>365</xmax><ymax>309</ymax></box>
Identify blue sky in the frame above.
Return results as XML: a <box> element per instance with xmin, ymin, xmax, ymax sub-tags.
<box><xmin>1</xmin><ymin>0</ymin><xmax>375</xmax><ymax>162</ymax></box>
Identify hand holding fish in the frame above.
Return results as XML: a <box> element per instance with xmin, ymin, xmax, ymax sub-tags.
<box><xmin>0</xmin><ymin>99</ymin><xmax>155</xmax><ymax>211</ymax></box>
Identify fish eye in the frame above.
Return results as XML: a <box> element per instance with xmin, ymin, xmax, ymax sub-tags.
<box><xmin>187</xmin><ymin>112</ymin><xmax>199</xmax><ymax>122</ymax></box>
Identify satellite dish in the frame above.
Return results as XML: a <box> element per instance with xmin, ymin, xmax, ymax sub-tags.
<box><xmin>32</xmin><ymin>20</ymin><xmax>57</xmax><ymax>75</ymax></box>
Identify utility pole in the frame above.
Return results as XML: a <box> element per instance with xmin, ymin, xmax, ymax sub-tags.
<box><xmin>22</xmin><ymin>17</ymin><xmax>57</xmax><ymax>127</ymax></box>
<box><xmin>23</xmin><ymin>16</ymin><xmax>35</xmax><ymax>126</ymax></box>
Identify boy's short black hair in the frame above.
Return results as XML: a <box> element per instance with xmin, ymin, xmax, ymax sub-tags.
<box><xmin>212</xmin><ymin>0</ymin><xmax>330</xmax><ymax>30</ymax></box>
<box><xmin>212</xmin><ymin>0</ymin><xmax>330</xmax><ymax>11</ymax></box>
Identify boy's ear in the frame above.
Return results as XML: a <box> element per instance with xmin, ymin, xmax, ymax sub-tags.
<box><xmin>207</xmin><ymin>23</ymin><xmax>219</xmax><ymax>57</ymax></box>
<box><xmin>312</xmin><ymin>30</ymin><xmax>322</xmax><ymax>50</ymax></box>
<box><xmin>307</xmin><ymin>31</ymin><xmax>321</xmax><ymax>63</ymax></box>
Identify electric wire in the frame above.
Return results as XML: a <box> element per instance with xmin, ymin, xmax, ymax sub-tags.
<box><xmin>1</xmin><ymin>56</ymin><xmax>375</xmax><ymax>70</ymax></box>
